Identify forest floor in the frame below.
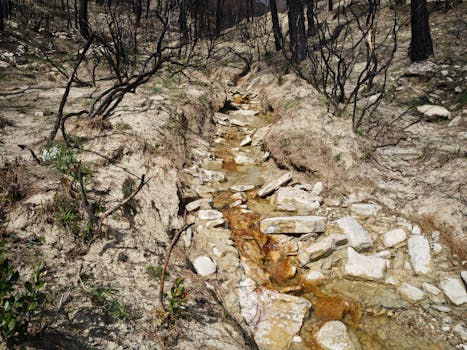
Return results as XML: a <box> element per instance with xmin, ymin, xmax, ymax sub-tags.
<box><xmin>0</xmin><ymin>2</ymin><xmax>466</xmax><ymax>349</ymax></box>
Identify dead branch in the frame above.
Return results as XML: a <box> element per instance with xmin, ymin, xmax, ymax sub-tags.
<box><xmin>96</xmin><ymin>174</ymin><xmax>150</xmax><ymax>238</ymax></box>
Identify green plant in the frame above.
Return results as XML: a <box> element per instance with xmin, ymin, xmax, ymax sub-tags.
<box><xmin>114</xmin><ymin>122</ymin><xmax>132</xmax><ymax>132</ymax></box>
<box><xmin>0</xmin><ymin>243</ymin><xmax>46</xmax><ymax>345</ymax></box>
<box><xmin>166</xmin><ymin>278</ymin><xmax>187</xmax><ymax>317</ymax></box>
<box><xmin>89</xmin><ymin>285</ymin><xmax>130</xmax><ymax>322</ymax></box>
<box><xmin>147</xmin><ymin>264</ymin><xmax>168</xmax><ymax>281</ymax></box>
<box><xmin>42</xmin><ymin>143</ymin><xmax>77</xmax><ymax>175</ymax></box>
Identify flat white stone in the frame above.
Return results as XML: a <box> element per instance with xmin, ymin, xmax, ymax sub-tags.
<box><xmin>261</xmin><ymin>216</ymin><xmax>326</xmax><ymax>235</ymax></box>
<box><xmin>198</xmin><ymin>168</ymin><xmax>225</xmax><ymax>183</ymax></box>
<box><xmin>252</xmin><ymin>124</ymin><xmax>272</xmax><ymax>146</ymax></box>
<box><xmin>350</xmin><ymin>203</ymin><xmax>381</xmax><ymax>217</ymax></box>
<box><xmin>383</xmin><ymin>228</ymin><xmax>407</xmax><ymax>248</ymax></box>
<box><xmin>198</xmin><ymin>209</ymin><xmax>224</xmax><ymax>221</ymax></box>
<box><xmin>271</xmin><ymin>187</ymin><xmax>321</xmax><ymax>212</ymax></box>
<box><xmin>422</xmin><ymin>282</ymin><xmax>442</xmax><ymax>296</ymax></box>
<box><xmin>439</xmin><ymin>278</ymin><xmax>467</xmax><ymax>306</ymax></box>
<box><xmin>304</xmin><ymin>271</ymin><xmax>325</xmax><ymax>283</ymax></box>
<box><xmin>299</xmin><ymin>234</ymin><xmax>347</xmax><ymax>266</ymax></box>
<box><xmin>399</xmin><ymin>282</ymin><xmax>425</xmax><ymax>302</ymax></box>
<box><xmin>412</xmin><ymin>225</ymin><xmax>422</xmax><ymax>235</ymax></box>
<box><xmin>257</xmin><ymin>173</ymin><xmax>293</xmax><ymax>197</ymax></box>
<box><xmin>240</xmin><ymin>135</ymin><xmax>252</xmax><ymax>146</ymax></box>
<box><xmin>230</xmin><ymin>200</ymin><xmax>243</xmax><ymax>208</ymax></box>
<box><xmin>344</xmin><ymin>247</ymin><xmax>386</xmax><ymax>281</ymax></box>
<box><xmin>336</xmin><ymin>216</ymin><xmax>373</xmax><ymax>251</ymax></box>
<box><xmin>186</xmin><ymin>198</ymin><xmax>213</xmax><ymax>212</ymax></box>
<box><xmin>234</xmin><ymin>154</ymin><xmax>256</xmax><ymax>165</ymax></box>
<box><xmin>407</xmin><ymin>236</ymin><xmax>432</xmax><ymax>275</ymax></box>
<box><xmin>231</xmin><ymin>109</ymin><xmax>258</xmax><ymax>117</ymax></box>
<box><xmin>373</xmin><ymin>250</ymin><xmax>391</xmax><ymax>259</ymax></box>
<box><xmin>261</xmin><ymin>151</ymin><xmax>271</xmax><ymax>162</ymax></box>
<box><xmin>315</xmin><ymin>321</ymin><xmax>356</xmax><ymax>350</ymax></box>
<box><xmin>230</xmin><ymin>184</ymin><xmax>255</xmax><ymax>192</ymax></box>
<box><xmin>230</xmin><ymin>118</ymin><xmax>250</xmax><ymax>127</ymax></box>
<box><xmin>417</xmin><ymin>105</ymin><xmax>451</xmax><ymax>120</ymax></box>
<box><xmin>193</xmin><ymin>256</ymin><xmax>217</xmax><ymax>276</ymax></box>
<box><xmin>433</xmin><ymin>243</ymin><xmax>443</xmax><ymax>254</ymax></box>
<box><xmin>231</xmin><ymin>192</ymin><xmax>246</xmax><ymax>201</ymax></box>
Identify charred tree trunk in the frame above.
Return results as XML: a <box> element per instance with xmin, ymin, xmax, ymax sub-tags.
<box><xmin>328</xmin><ymin>0</ymin><xmax>333</xmax><ymax>11</ymax></box>
<box><xmin>287</xmin><ymin>0</ymin><xmax>307</xmax><ymax>62</ymax></box>
<box><xmin>179</xmin><ymin>0</ymin><xmax>188</xmax><ymax>40</ymax></box>
<box><xmin>0</xmin><ymin>0</ymin><xmax>4</xmax><ymax>32</ymax></box>
<box><xmin>409</xmin><ymin>0</ymin><xmax>433</xmax><ymax>61</ymax></box>
<box><xmin>269</xmin><ymin>0</ymin><xmax>283</xmax><ymax>50</ymax></box>
<box><xmin>79</xmin><ymin>0</ymin><xmax>89</xmax><ymax>39</ymax></box>
<box><xmin>134</xmin><ymin>0</ymin><xmax>142</xmax><ymax>27</ymax></box>
<box><xmin>305</xmin><ymin>0</ymin><xmax>314</xmax><ymax>36</ymax></box>
<box><xmin>215</xmin><ymin>0</ymin><xmax>223</xmax><ymax>37</ymax></box>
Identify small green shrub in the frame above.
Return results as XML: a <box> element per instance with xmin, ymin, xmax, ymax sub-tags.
<box><xmin>0</xmin><ymin>243</ymin><xmax>46</xmax><ymax>345</ymax></box>
<box><xmin>147</xmin><ymin>264</ymin><xmax>168</xmax><ymax>281</ymax></box>
<box><xmin>89</xmin><ymin>285</ymin><xmax>130</xmax><ymax>322</ymax></box>
<box><xmin>167</xmin><ymin>278</ymin><xmax>187</xmax><ymax>317</ymax></box>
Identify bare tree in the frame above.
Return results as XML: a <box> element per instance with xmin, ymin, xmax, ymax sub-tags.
<box><xmin>79</xmin><ymin>0</ymin><xmax>89</xmax><ymax>39</ymax></box>
<box><xmin>287</xmin><ymin>0</ymin><xmax>307</xmax><ymax>62</ymax></box>
<box><xmin>269</xmin><ymin>0</ymin><xmax>283</xmax><ymax>50</ymax></box>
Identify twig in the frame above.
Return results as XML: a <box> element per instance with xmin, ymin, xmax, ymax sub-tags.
<box><xmin>159</xmin><ymin>216</ymin><xmax>194</xmax><ymax>311</ymax></box>
<box><xmin>17</xmin><ymin>144</ymin><xmax>42</xmax><ymax>165</ymax></box>
<box><xmin>96</xmin><ymin>174</ymin><xmax>150</xmax><ymax>238</ymax></box>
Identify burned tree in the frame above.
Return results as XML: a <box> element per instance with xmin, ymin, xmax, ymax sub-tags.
<box><xmin>79</xmin><ymin>0</ymin><xmax>89</xmax><ymax>39</ymax></box>
<box><xmin>409</xmin><ymin>0</ymin><xmax>433</xmax><ymax>61</ymax></box>
<box><xmin>287</xmin><ymin>0</ymin><xmax>307</xmax><ymax>62</ymax></box>
<box><xmin>269</xmin><ymin>0</ymin><xmax>283</xmax><ymax>50</ymax></box>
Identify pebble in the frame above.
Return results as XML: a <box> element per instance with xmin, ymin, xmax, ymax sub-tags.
<box><xmin>407</xmin><ymin>236</ymin><xmax>432</xmax><ymax>275</ymax></box>
<box><xmin>399</xmin><ymin>282</ymin><xmax>425</xmax><ymax>302</ymax></box>
<box><xmin>193</xmin><ymin>256</ymin><xmax>217</xmax><ymax>276</ymax></box>
<box><xmin>198</xmin><ymin>209</ymin><xmax>224</xmax><ymax>220</ymax></box>
<box><xmin>312</xmin><ymin>182</ymin><xmax>323</xmax><ymax>195</ymax></box>
<box><xmin>257</xmin><ymin>172</ymin><xmax>293</xmax><ymax>197</ymax></box>
<box><xmin>383</xmin><ymin>228</ymin><xmax>407</xmax><ymax>248</ymax></box>
<box><xmin>350</xmin><ymin>203</ymin><xmax>381</xmax><ymax>217</ymax></box>
<box><xmin>315</xmin><ymin>321</ymin><xmax>356</xmax><ymax>350</ymax></box>
<box><xmin>260</xmin><ymin>216</ymin><xmax>326</xmax><ymax>235</ymax></box>
<box><xmin>344</xmin><ymin>247</ymin><xmax>386</xmax><ymax>281</ymax></box>
<box><xmin>230</xmin><ymin>184</ymin><xmax>255</xmax><ymax>192</ymax></box>
<box><xmin>336</xmin><ymin>216</ymin><xmax>373</xmax><ymax>251</ymax></box>
<box><xmin>240</xmin><ymin>135</ymin><xmax>252</xmax><ymax>146</ymax></box>
<box><xmin>412</xmin><ymin>225</ymin><xmax>422</xmax><ymax>235</ymax></box>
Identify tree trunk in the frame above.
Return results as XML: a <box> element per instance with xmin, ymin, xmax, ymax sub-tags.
<box><xmin>305</xmin><ymin>0</ymin><xmax>314</xmax><ymax>36</ymax></box>
<box><xmin>269</xmin><ymin>0</ymin><xmax>283</xmax><ymax>50</ymax></box>
<box><xmin>179</xmin><ymin>0</ymin><xmax>188</xmax><ymax>40</ymax></box>
<box><xmin>409</xmin><ymin>0</ymin><xmax>433</xmax><ymax>61</ymax></box>
<box><xmin>328</xmin><ymin>0</ymin><xmax>333</xmax><ymax>11</ymax></box>
<box><xmin>215</xmin><ymin>0</ymin><xmax>223</xmax><ymax>37</ymax></box>
<box><xmin>79</xmin><ymin>0</ymin><xmax>89</xmax><ymax>39</ymax></box>
<box><xmin>0</xmin><ymin>1</ymin><xmax>4</xmax><ymax>32</ymax></box>
<box><xmin>287</xmin><ymin>0</ymin><xmax>307</xmax><ymax>62</ymax></box>
<box><xmin>134</xmin><ymin>0</ymin><xmax>142</xmax><ymax>27</ymax></box>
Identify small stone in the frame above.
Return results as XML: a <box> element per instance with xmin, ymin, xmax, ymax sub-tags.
<box><xmin>34</xmin><ymin>111</ymin><xmax>44</xmax><ymax>117</ymax></box>
<box><xmin>412</xmin><ymin>225</ymin><xmax>422</xmax><ymax>235</ymax></box>
<box><xmin>304</xmin><ymin>271</ymin><xmax>325</xmax><ymax>283</ymax></box>
<box><xmin>193</xmin><ymin>256</ymin><xmax>217</xmax><ymax>276</ymax></box>
<box><xmin>324</xmin><ymin>198</ymin><xmax>341</xmax><ymax>207</ymax></box>
<box><xmin>433</xmin><ymin>243</ymin><xmax>443</xmax><ymax>254</ymax></box>
<box><xmin>240</xmin><ymin>135</ymin><xmax>252</xmax><ymax>146</ymax></box>
<box><xmin>373</xmin><ymin>250</ymin><xmax>391</xmax><ymax>259</ymax></box>
<box><xmin>407</xmin><ymin>236</ymin><xmax>432</xmax><ymax>275</ymax></box>
<box><xmin>230</xmin><ymin>184</ymin><xmax>255</xmax><ymax>192</ymax></box>
<box><xmin>183</xmin><ymin>227</ymin><xmax>192</xmax><ymax>247</ymax></box>
<box><xmin>252</xmin><ymin>125</ymin><xmax>272</xmax><ymax>146</ymax></box>
<box><xmin>235</xmin><ymin>154</ymin><xmax>255</xmax><ymax>165</ymax></box>
<box><xmin>257</xmin><ymin>173</ymin><xmax>293</xmax><ymax>197</ymax></box>
<box><xmin>399</xmin><ymin>283</ymin><xmax>425</xmax><ymax>302</ymax></box>
<box><xmin>344</xmin><ymin>247</ymin><xmax>386</xmax><ymax>281</ymax></box>
<box><xmin>417</xmin><ymin>105</ymin><xmax>451</xmax><ymax>120</ymax></box>
<box><xmin>261</xmin><ymin>216</ymin><xmax>326</xmax><ymax>235</ymax></box>
<box><xmin>312</xmin><ymin>182</ymin><xmax>323</xmax><ymax>195</ymax></box>
<box><xmin>230</xmin><ymin>200</ymin><xmax>243</xmax><ymax>208</ymax></box>
<box><xmin>229</xmin><ymin>118</ymin><xmax>250</xmax><ymax>127</ymax></box>
<box><xmin>439</xmin><ymin>278</ymin><xmax>467</xmax><ymax>306</ymax></box>
<box><xmin>0</xmin><ymin>60</ymin><xmax>9</xmax><ymax>68</ymax></box>
<box><xmin>422</xmin><ymin>282</ymin><xmax>442</xmax><ymax>296</ymax></box>
<box><xmin>336</xmin><ymin>216</ymin><xmax>373</xmax><ymax>251</ymax></box>
<box><xmin>299</xmin><ymin>238</ymin><xmax>335</xmax><ymax>265</ymax></box>
<box><xmin>383</xmin><ymin>228</ymin><xmax>407</xmax><ymax>248</ymax></box>
<box><xmin>350</xmin><ymin>203</ymin><xmax>381</xmax><ymax>217</ymax></box>
<box><xmin>315</xmin><ymin>321</ymin><xmax>356</xmax><ymax>350</ymax></box>
<box><xmin>186</xmin><ymin>198</ymin><xmax>213</xmax><ymax>212</ymax></box>
<box><xmin>433</xmin><ymin>305</ymin><xmax>451</xmax><ymax>313</ymax></box>
<box><xmin>198</xmin><ymin>209</ymin><xmax>223</xmax><ymax>221</ymax></box>
<box><xmin>454</xmin><ymin>324</ymin><xmax>467</xmax><ymax>342</ymax></box>
<box><xmin>271</xmin><ymin>187</ymin><xmax>321</xmax><ymax>212</ymax></box>
<box><xmin>231</xmin><ymin>192</ymin><xmax>246</xmax><ymax>201</ymax></box>
<box><xmin>431</xmin><ymin>231</ymin><xmax>440</xmax><ymax>241</ymax></box>
<box><xmin>198</xmin><ymin>168</ymin><xmax>225</xmax><ymax>183</ymax></box>
<box><xmin>261</xmin><ymin>151</ymin><xmax>271</xmax><ymax>162</ymax></box>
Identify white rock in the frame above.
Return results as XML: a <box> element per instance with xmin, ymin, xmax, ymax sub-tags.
<box><xmin>315</xmin><ymin>321</ymin><xmax>356</xmax><ymax>350</ymax></box>
<box><xmin>183</xmin><ymin>227</ymin><xmax>192</xmax><ymax>247</ymax></box>
<box><xmin>193</xmin><ymin>256</ymin><xmax>217</xmax><ymax>276</ymax></box>
<box><xmin>234</xmin><ymin>154</ymin><xmax>256</xmax><ymax>165</ymax></box>
<box><xmin>454</xmin><ymin>324</ymin><xmax>467</xmax><ymax>342</ymax></box>
<box><xmin>230</xmin><ymin>200</ymin><xmax>243</xmax><ymax>208</ymax></box>
<box><xmin>350</xmin><ymin>203</ymin><xmax>381</xmax><ymax>217</ymax></box>
<box><xmin>373</xmin><ymin>250</ymin><xmax>391</xmax><ymax>259</ymax></box>
<box><xmin>230</xmin><ymin>118</ymin><xmax>250</xmax><ymax>127</ymax></box>
<box><xmin>231</xmin><ymin>192</ymin><xmax>246</xmax><ymax>201</ymax></box>
<box><xmin>412</xmin><ymin>225</ymin><xmax>422</xmax><ymax>235</ymax></box>
<box><xmin>34</xmin><ymin>111</ymin><xmax>44</xmax><ymax>117</ymax></box>
<box><xmin>261</xmin><ymin>151</ymin><xmax>271</xmax><ymax>162</ymax></box>
<box><xmin>237</xmin><ymin>278</ymin><xmax>311</xmax><ymax>350</ymax></box>
<box><xmin>231</xmin><ymin>109</ymin><xmax>258</xmax><ymax>117</ymax></box>
<box><xmin>0</xmin><ymin>60</ymin><xmax>9</xmax><ymax>68</ymax></box>
<box><xmin>304</xmin><ymin>271</ymin><xmax>325</xmax><ymax>283</ymax></box>
<box><xmin>417</xmin><ymin>105</ymin><xmax>451</xmax><ymax>120</ymax></box>
<box><xmin>336</xmin><ymin>216</ymin><xmax>373</xmax><ymax>251</ymax></box>
<box><xmin>422</xmin><ymin>282</ymin><xmax>442</xmax><ymax>296</ymax></box>
<box><xmin>271</xmin><ymin>187</ymin><xmax>321</xmax><ymax>212</ymax></box>
<box><xmin>344</xmin><ymin>247</ymin><xmax>386</xmax><ymax>281</ymax></box>
<box><xmin>240</xmin><ymin>135</ymin><xmax>252</xmax><ymax>147</ymax></box>
<box><xmin>399</xmin><ymin>283</ymin><xmax>425</xmax><ymax>302</ymax></box>
<box><xmin>439</xmin><ymin>278</ymin><xmax>467</xmax><ymax>306</ymax></box>
<box><xmin>294</xmin><ymin>183</ymin><xmax>314</xmax><ymax>191</ymax></box>
<box><xmin>198</xmin><ymin>210</ymin><xmax>224</xmax><ymax>221</ymax></box>
<box><xmin>257</xmin><ymin>173</ymin><xmax>293</xmax><ymax>197</ymax></box>
<box><xmin>230</xmin><ymin>184</ymin><xmax>255</xmax><ymax>192</ymax></box>
<box><xmin>407</xmin><ymin>236</ymin><xmax>432</xmax><ymax>275</ymax></box>
<box><xmin>461</xmin><ymin>271</ymin><xmax>467</xmax><ymax>285</ymax></box>
<box><xmin>299</xmin><ymin>234</ymin><xmax>347</xmax><ymax>266</ymax></box>
<box><xmin>433</xmin><ymin>243</ymin><xmax>443</xmax><ymax>254</ymax></box>
<box><xmin>383</xmin><ymin>229</ymin><xmax>407</xmax><ymax>248</ymax></box>
<box><xmin>186</xmin><ymin>198</ymin><xmax>213</xmax><ymax>212</ymax></box>
<box><xmin>312</xmin><ymin>182</ymin><xmax>324</xmax><ymax>195</ymax></box>
<box><xmin>261</xmin><ymin>216</ymin><xmax>326</xmax><ymax>235</ymax></box>
<box><xmin>198</xmin><ymin>168</ymin><xmax>225</xmax><ymax>183</ymax></box>
<box><xmin>406</xmin><ymin>61</ymin><xmax>436</xmax><ymax>76</ymax></box>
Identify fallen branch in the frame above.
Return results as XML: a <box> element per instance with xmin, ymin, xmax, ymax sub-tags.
<box><xmin>159</xmin><ymin>216</ymin><xmax>194</xmax><ymax>311</ymax></box>
<box><xmin>96</xmin><ymin>174</ymin><xmax>150</xmax><ymax>238</ymax></box>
